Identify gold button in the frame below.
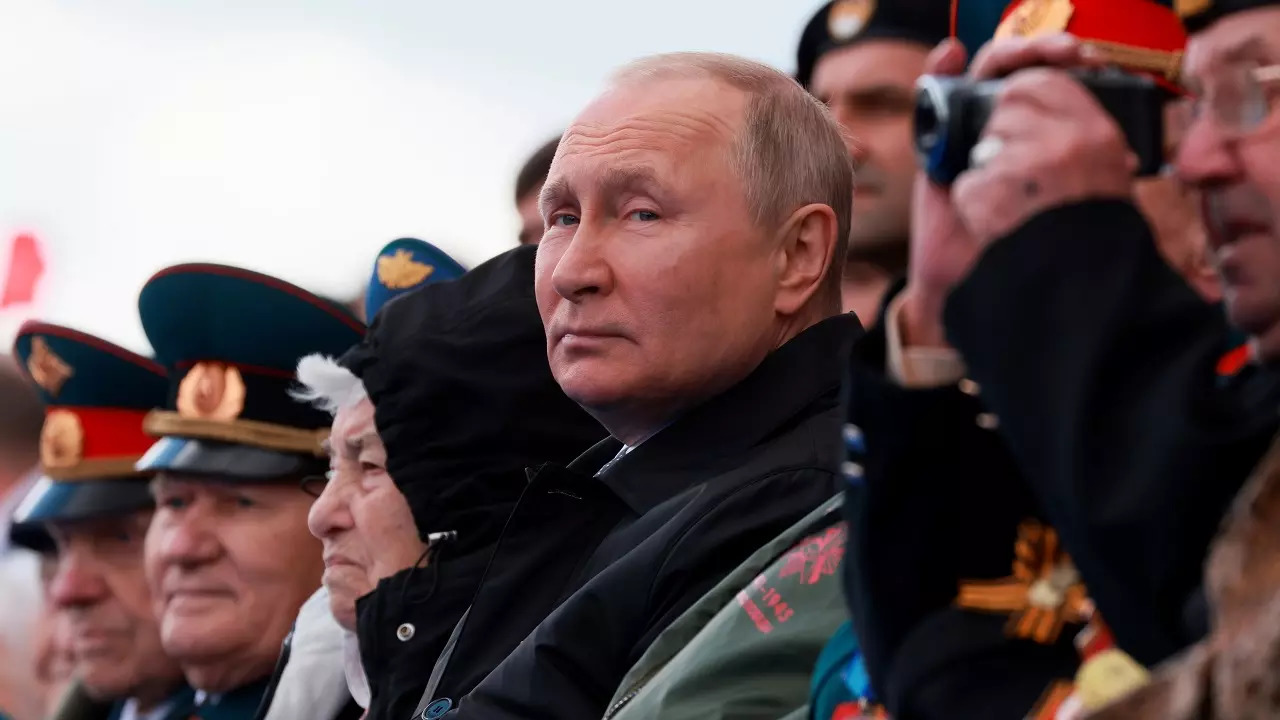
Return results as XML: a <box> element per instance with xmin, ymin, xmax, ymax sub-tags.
<box><xmin>976</xmin><ymin>412</ymin><xmax>999</xmax><ymax>430</ymax></box>
<box><xmin>959</xmin><ymin>378</ymin><xmax>980</xmax><ymax>396</ymax></box>
<box><xmin>396</xmin><ymin>623</ymin><xmax>415</xmax><ymax>642</ymax></box>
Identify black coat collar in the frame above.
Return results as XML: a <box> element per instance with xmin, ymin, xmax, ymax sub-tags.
<box><xmin>566</xmin><ymin>313</ymin><xmax>862</xmax><ymax>515</ymax></box>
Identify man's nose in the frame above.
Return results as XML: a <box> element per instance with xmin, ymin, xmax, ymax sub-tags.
<box><xmin>550</xmin><ymin>221</ymin><xmax>614</xmax><ymax>302</ymax></box>
<box><xmin>1174</xmin><ymin>117</ymin><xmax>1241</xmax><ymax>189</ymax></box>
<box><xmin>49</xmin><ymin>547</ymin><xmax>108</xmax><ymax>609</ymax></box>
<box><xmin>153</xmin><ymin>508</ymin><xmax>221</xmax><ymax>569</ymax></box>
<box><xmin>307</xmin><ymin>475</ymin><xmax>354</xmax><ymax>540</ymax></box>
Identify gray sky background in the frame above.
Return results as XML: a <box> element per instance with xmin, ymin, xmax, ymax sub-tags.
<box><xmin>0</xmin><ymin>0</ymin><xmax>822</xmax><ymax>352</ymax></box>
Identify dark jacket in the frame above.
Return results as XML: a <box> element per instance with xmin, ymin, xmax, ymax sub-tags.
<box><xmin>341</xmin><ymin>244</ymin><xmax>608</xmax><ymax>720</ymax></box>
<box><xmin>842</xmin><ymin>288</ymin><xmax>1080</xmax><ymax>719</ymax></box>
<box><xmin>52</xmin><ymin>682</ymin><xmax>195</xmax><ymax>720</ymax></box>
<box><xmin>433</xmin><ymin>313</ymin><xmax>860</xmax><ymax>719</ymax></box>
<box><xmin>941</xmin><ymin>199</ymin><xmax>1280</xmax><ymax>666</ymax></box>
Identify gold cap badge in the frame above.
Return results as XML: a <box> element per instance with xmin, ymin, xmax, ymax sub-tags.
<box><xmin>176</xmin><ymin>363</ymin><xmax>246</xmax><ymax>422</ymax></box>
<box><xmin>995</xmin><ymin>0</ymin><xmax>1076</xmax><ymax>40</ymax></box>
<box><xmin>377</xmin><ymin>249</ymin><xmax>435</xmax><ymax>290</ymax></box>
<box><xmin>1174</xmin><ymin>0</ymin><xmax>1212</xmax><ymax>18</ymax></box>
<box><xmin>40</xmin><ymin>410</ymin><xmax>83</xmax><ymax>470</ymax></box>
<box><xmin>828</xmin><ymin>0</ymin><xmax>876</xmax><ymax>41</ymax></box>
<box><xmin>28</xmin><ymin>337</ymin><xmax>74</xmax><ymax>397</ymax></box>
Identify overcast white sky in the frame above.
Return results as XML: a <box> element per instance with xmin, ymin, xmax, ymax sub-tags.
<box><xmin>0</xmin><ymin>0</ymin><xmax>821</xmax><ymax>353</ymax></box>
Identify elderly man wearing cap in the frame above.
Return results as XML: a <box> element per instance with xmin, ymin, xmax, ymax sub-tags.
<box><xmin>843</xmin><ymin>0</ymin><xmax>1280</xmax><ymax>715</ymax></box>
<box><xmin>796</xmin><ymin>0</ymin><xmax>951</xmax><ymax>323</ymax></box>
<box><xmin>1088</xmin><ymin>0</ymin><xmax>1280</xmax><ymax>716</ymax></box>
<box><xmin>836</xmin><ymin>0</ymin><xmax>1280</xmax><ymax>717</ymax></box>
<box><xmin>136</xmin><ymin>264</ymin><xmax>365</xmax><ymax>719</ymax></box>
<box><xmin>7</xmin><ymin>322</ymin><xmax>189</xmax><ymax>720</ymax></box>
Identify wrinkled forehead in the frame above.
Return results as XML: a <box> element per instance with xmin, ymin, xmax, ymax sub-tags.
<box><xmin>1184</xmin><ymin>10</ymin><xmax>1280</xmax><ymax>87</ymax></box>
<box><xmin>151</xmin><ymin>473</ymin><xmax>293</xmax><ymax>495</ymax></box>
<box><xmin>554</xmin><ymin>77</ymin><xmax>748</xmax><ymax>171</ymax></box>
<box><xmin>49</xmin><ymin>509</ymin><xmax>151</xmax><ymax>541</ymax></box>
<box><xmin>326</xmin><ymin>397</ymin><xmax>379</xmax><ymax>456</ymax></box>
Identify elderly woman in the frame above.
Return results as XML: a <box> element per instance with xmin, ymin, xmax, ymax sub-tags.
<box><xmin>297</xmin><ymin>242</ymin><xmax>606</xmax><ymax>720</ymax></box>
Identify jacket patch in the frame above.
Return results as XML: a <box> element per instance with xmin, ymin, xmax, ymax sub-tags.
<box><xmin>736</xmin><ymin>524</ymin><xmax>847</xmax><ymax>634</ymax></box>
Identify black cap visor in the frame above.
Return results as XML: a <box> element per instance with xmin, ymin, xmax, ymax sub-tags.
<box><xmin>14</xmin><ymin>476</ymin><xmax>154</xmax><ymax>527</ymax></box>
<box><xmin>137</xmin><ymin>436</ymin><xmax>324</xmax><ymax>482</ymax></box>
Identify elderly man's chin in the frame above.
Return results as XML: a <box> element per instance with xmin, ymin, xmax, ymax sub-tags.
<box><xmin>159</xmin><ymin>599</ymin><xmax>243</xmax><ymax>659</ymax></box>
<box><xmin>551</xmin><ymin>355</ymin><xmax>637</xmax><ymax>410</ymax></box>
<box><xmin>1232</xmin><ymin>303</ymin><xmax>1280</xmax><ymax>364</ymax></box>
<box><xmin>1221</xmin><ymin>282</ymin><xmax>1280</xmax><ymax>364</ymax></box>
<box><xmin>322</xmin><ymin>570</ymin><xmax>368</xmax><ymax>632</ymax></box>
<box><xmin>79</xmin><ymin>656</ymin><xmax>142</xmax><ymax>700</ymax></box>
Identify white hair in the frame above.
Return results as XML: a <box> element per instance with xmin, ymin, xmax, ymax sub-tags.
<box><xmin>292</xmin><ymin>354</ymin><xmax>368</xmax><ymax>415</ymax></box>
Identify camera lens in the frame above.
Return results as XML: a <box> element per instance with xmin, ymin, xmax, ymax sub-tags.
<box><xmin>914</xmin><ymin>85</ymin><xmax>942</xmax><ymax>153</ymax></box>
<box><xmin>913</xmin><ymin>75</ymin><xmax>953</xmax><ymax>168</ymax></box>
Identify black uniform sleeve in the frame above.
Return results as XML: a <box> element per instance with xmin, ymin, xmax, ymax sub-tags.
<box><xmin>942</xmin><ymin>199</ymin><xmax>1280</xmax><ymax>665</ymax></box>
<box><xmin>843</xmin><ymin>316</ymin><xmax>1078</xmax><ymax>720</ymax></box>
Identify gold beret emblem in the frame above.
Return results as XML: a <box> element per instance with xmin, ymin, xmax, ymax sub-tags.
<box><xmin>27</xmin><ymin>337</ymin><xmax>74</xmax><ymax>397</ymax></box>
<box><xmin>40</xmin><ymin>410</ymin><xmax>83</xmax><ymax>470</ymax></box>
<box><xmin>995</xmin><ymin>0</ymin><xmax>1075</xmax><ymax>40</ymax></box>
<box><xmin>176</xmin><ymin>363</ymin><xmax>246</xmax><ymax>421</ymax></box>
<box><xmin>377</xmin><ymin>249</ymin><xmax>435</xmax><ymax>290</ymax></box>
<box><xmin>827</xmin><ymin>0</ymin><xmax>876</xmax><ymax>41</ymax></box>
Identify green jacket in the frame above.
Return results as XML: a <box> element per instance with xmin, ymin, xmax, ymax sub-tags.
<box><xmin>604</xmin><ymin>495</ymin><xmax>847</xmax><ymax>720</ymax></box>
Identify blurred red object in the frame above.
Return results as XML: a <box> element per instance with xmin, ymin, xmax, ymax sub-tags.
<box><xmin>1</xmin><ymin>233</ymin><xmax>45</xmax><ymax>308</ymax></box>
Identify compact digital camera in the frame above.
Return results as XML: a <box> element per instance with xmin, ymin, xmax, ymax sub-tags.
<box><xmin>913</xmin><ymin>67</ymin><xmax>1167</xmax><ymax>185</ymax></box>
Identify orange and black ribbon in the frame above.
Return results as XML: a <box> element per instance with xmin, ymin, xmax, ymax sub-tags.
<box><xmin>955</xmin><ymin>520</ymin><xmax>1092</xmax><ymax>644</ymax></box>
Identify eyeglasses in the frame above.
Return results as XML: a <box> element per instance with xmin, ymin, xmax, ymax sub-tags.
<box><xmin>1171</xmin><ymin>63</ymin><xmax>1280</xmax><ymax>141</ymax></box>
<box><xmin>299</xmin><ymin>470</ymin><xmax>333</xmax><ymax>499</ymax></box>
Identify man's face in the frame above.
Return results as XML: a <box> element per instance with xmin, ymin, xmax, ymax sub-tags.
<box><xmin>1132</xmin><ymin>101</ymin><xmax>1222</xmax><ymax>302</ymax></box>
<box><xmin>35</xmin><ymin>555</ymin><xmax>75</xmax><ymax>710</ymax></box>
<box><xmin>536</xmin><ymin>77</ymin><xmax>781</xmax><ymax>425</ymax></box>
<box><xmin>518</xmin><ymin>185</ymin><xmax>544</xmax><ymax>245</ymax></box>
<box><xmin>308</xmin><ymin>397</ymin><xmax>425</xmax><ymax>631</ymax></box>
<box><xmin>47</xmin><ymin>511</ymin><xmax>179</xmax><ymax>702</ymax></box>
<box><xmin>145</xmin><ymin>475</ymin><xmax>322</xmax><ymax>692</ymax></box>
<box><xmin>1176</xmin><ymin>8</ymin><xmax>1280</xmax><ymax>359</ymax></box>
<box><xmin>810</xmin><ymin>40</ymin><xmax>927</xmax><ymax>253</ymax></box>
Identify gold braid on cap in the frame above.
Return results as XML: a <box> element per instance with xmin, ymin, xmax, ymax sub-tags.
<box><xmin>1084</xmin><ymin>40</ymin><xmax>1184</xmax><ymax>83</ymax></box>
<box><xmin>143</xmin><ymin>411</ymin><xmax>329</xmax><ymax>457</ymax></box>
<box><xmin>45</xmin><ymin>459</ymin><xmax>149</xmax><ymax>482</ymax></box>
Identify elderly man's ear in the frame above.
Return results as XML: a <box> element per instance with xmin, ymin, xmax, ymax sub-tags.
<box><xmin>773</xmin><ymin>203</ymin><xmax>841</xmax><ymax>315</ymax></box>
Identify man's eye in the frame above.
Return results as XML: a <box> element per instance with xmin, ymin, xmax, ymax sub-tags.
<box><xmin>159</xmin><ymin>497</ymin><xmax>188</xmax><ymax>510</ymax></box>
<box><xmin>360</xmin><ymin>461</ymin><xmax>385</xmax><ymax>474</ymax></box>
<box><xmin>552</xmin><ymin>213</ymin><xmax>579</xmax><ymax>227</ymax></box>
<box><xmin>234</xmin><ymin>496</ymin><xmax>255</xmax><ymax>509</ymax></box>
<box><xmin>629</xmin><ymin>210</ymin><xmax>659</xmax><ymax>222</ymax></box>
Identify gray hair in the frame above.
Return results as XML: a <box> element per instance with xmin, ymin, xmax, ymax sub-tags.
<box><xmin>611</xmin><ymin>52</ymin><xmax>854</xmax><ymax>301</ymax></box>
<box><xmin>292</xmin><ymin>354</ymin><xmax>368</xmax><ymax>415</ymax></box>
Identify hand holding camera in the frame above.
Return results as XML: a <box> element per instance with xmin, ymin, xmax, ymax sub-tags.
<box><xmin>918</xmin><ymin>33</ymin><xmax>1153</xmax><ymax>246</ymax></box>
<box><xmin>899</xmin><ymin>34</ymin><xmax>1148</xmax><ymax>348</ymax></box>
